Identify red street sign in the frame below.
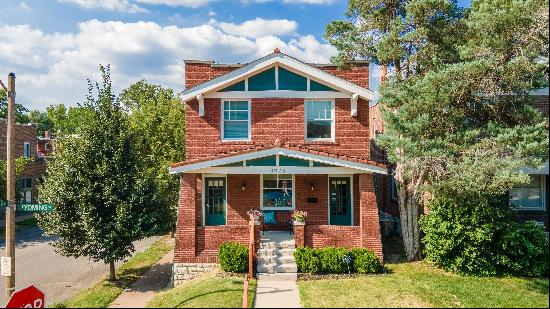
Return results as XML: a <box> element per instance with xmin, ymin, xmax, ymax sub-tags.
<box><xmin>5</xmin><ymin>285</ymin><xmax>44</xmax><ymax>308</ymax></box>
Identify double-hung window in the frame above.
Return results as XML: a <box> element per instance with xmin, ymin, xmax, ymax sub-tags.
<box><xmin>510</xmin><ymin>175</ymin><xmax>546</xmax><ymax>211</ymax></box>
<box><xmin>262</xmin><ymin>174</ymin><xmax>294</xmax><ymax>210</ymax></box>
<box><xmin>23</xmin><ymin>142</ymin><xmax>31</xmax><ymax>158</ymax></box>
<box><xmin>222</xmin><ymin>100</ymin><xmax>250</xmax><ymax>140</ymax></box>
<box><xmin>305</xmin><ymin>100</ymin><xmax>334</xmax><ymax>140</ymax></box>
<box><xmin>18</xmin><ymin>177</ymin><xmax>33</xmax><ymax>204</ymax></box>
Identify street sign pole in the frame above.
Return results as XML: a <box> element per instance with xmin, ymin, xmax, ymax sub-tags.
<box><xmin>2</xmin><ymin>73</ymin><xmax>17</xmax><ymax>302</ymax></box>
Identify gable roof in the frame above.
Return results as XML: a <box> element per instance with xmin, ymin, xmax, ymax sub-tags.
<box><xmin>181</xmin><ymin>51</ymin><xmax>375</xmax><ymax>102</ymax></box>
<box><xmin>169</xmin><ymin>142</ymin><xmax>387</xmax><ymax>175</ymax></box>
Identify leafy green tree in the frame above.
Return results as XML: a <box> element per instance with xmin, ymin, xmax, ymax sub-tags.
<box><xmin>325</xmin><ymin>0</ymin><xmax>465</xmax><ymax>260</ymax></box>
<box><xmin>27</xmin><ymin>110</ymin><xmax>54</xmax><ymax>137</ymax></box>
<box><xmin>37</xmin><ymin>66</ymin><xmax>158</xmax><ymax>281</ymax></box>
<box><xmin>0</xmin><ymin>158</ymin><xmax>31</xmax><ymax>201</ymax></box>
<box><xmin>0</xmin><ymin>91</ymin><xmax>30</xmax><ymax>124</ymax></box>
<box><xmin>45</xmin><ymin>104</ymin><xmax>93</xmax><ymax>136</ymax></box>
<box><xmin>119</xmin><ymin>80</ymin><xmax>185</xmax><ymax>234</ymax></box>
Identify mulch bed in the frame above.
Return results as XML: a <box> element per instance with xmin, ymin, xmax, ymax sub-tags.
<box><xmin>298</xmin><ymin>271</ymin><xmax>388</xmax><ymax>281</ymax></box>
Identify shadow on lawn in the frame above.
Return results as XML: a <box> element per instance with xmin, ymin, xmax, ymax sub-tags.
<box><xmin>524</xmin><ymin>278</ymin><xmax>550</xmax><ymax>295</ymax></box>
<box><xmin>174</xmin><ymin>289</ymin><xmax>241</xmax><ymax>307</ymax></box>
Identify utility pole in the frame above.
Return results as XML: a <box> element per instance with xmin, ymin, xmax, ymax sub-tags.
<box><xmin>1</xmin><ymin>73</ymin><xmax>16</xmax><ymax>302</ymax></box>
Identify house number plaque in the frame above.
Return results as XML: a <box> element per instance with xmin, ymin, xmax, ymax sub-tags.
<box><xmin>270</xmin><ymin>168</ymin><xmax>287</xmax><ymax>173</ymax></box>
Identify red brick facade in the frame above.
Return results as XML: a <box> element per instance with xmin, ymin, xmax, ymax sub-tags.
<box><xmin>175</xmin><ymin>54</ymin><xmax>385</xmax><ymax>266</ymax></box>
<box><xmin>0</xmin><ymin>121</ymin><xmax>46</xmax><ymax>203</ymax></box>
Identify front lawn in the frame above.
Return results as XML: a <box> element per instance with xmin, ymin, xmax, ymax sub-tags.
<box><xmin>147</xmin><ymin>273</ymin><xmax>256</xmax><ymax>308</ymax></box>
<box><xmin>55</xmin><ymin>236</ymin><xmax>174</xmax><ymax>308</ymax></box>
<box><xmin>298</xmin><ymin>262</ymin><xmax>549</xmax><ymax>308</ymax></box>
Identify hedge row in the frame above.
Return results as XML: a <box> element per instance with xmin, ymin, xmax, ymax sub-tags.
<box><xmin>294</xmin><ymin>246</ymin><xmax>382</xmax><ymax>274</ymax></box>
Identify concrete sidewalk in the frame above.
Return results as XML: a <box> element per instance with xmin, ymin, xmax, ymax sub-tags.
<box><xmin>109</xmin><ymin>249</ymin><xmax>174</xmax><ymax>308</ymax></box>
<box><xmin>254</xmin><ymin>279</ymin><xmax>302</xmax><ymax>308</ymax></box>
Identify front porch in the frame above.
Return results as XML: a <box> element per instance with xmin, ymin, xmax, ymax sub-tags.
<box><xmin>171</xmin><ymin>145</ymin><xmax>387</xmax><ymax>268</ymax></box>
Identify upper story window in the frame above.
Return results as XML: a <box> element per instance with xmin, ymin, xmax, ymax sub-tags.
<box><xmin>305</xmin><ymin>100</ymin><xmax>335</xmax><ymax>141</ymax></box>
<box><xmin>23</xmin><ymin>142</ymin><xmax>31</xmax><ymax>158</ymax></box>
<box><xmin>222</xmin><ymin>100</ymin><xmax>250</xmax><ymax>141</ymax></box>
<box><xmin>510</xmin><ymin>175</ymin><xmax>546</xmax><ymax>211</ymax></box>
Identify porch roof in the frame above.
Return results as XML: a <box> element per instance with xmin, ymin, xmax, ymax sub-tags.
<box><xmin>169</xmin><ymin>143</ymin><xmax>387</xmax><ymax>175</ymax></box>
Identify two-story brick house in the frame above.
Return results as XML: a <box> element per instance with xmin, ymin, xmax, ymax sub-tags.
<box><xmin>0</xmin><ymin>120</ymin><xmax>46</xmax><ymax>204</ymax></box>
<box><xmin>169</xmin><ymin>50</ymin><xmax>388</xmax><ymax>283</ymax></box>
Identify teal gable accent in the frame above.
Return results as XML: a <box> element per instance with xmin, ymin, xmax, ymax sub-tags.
<box><xmin>246</xmin><ymin>156</ymin><xmax>277</xmax><ymax>166</ymax></box>
<box><xmin>313</xmin><ymin>161</ymin><xmax>335</xmax><ymax>167</ymax></box>
<box><xmin>279</xmin><ymin>156</ymin><xmax>309</xmax><ymax>166</ymax></box>
<box><xmin>310</xmin><ymin>80</ymin><xmax>337</xmax><ymax>91</ymax></box>
<box><xmin>220</xmin><ymin>80</ymin><xmax>245</xmax><ymax>92</ymax></box>
<box><xmin>248</xmin><ymin>67</ymin><xmax>276</xmax><ymax>91</ymax></box>
<box><xmin>278</xmin><ymin>67</ymin><xmax>307</xmax><ymax>91</ymax></box>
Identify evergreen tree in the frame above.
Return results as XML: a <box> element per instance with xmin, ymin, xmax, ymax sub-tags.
<box><xmin>325</xmin><ymin>0</ymin><xmax>465</xmax><ymax>260</ymax></box>
<box><xmin>37</xmin><ymin>66</ymin><xmax>158</xmax><ymax>281</ymax></box>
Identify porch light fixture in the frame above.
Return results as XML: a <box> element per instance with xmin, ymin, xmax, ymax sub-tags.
<box><xmin>241</xmin><ymin>182</ymin><xmax>246</xmax><ymax>191</ymax></box>
<box><xmin>310</xmin><ymin>182</ymin><xmax>314</xmax><ymax>191</ymax></box>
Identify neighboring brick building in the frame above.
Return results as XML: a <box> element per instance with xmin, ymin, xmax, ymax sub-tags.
<box><xmin>512</xmin><ymin>90</ymin><xmax>549</xmax><ymax>228</ymax></box>
<box><xmin>0</xmin><ymin>120</ymin><xmax>46</xmax><ymax>204</ymax></box>
<box><xmin>170</xmin><ymin>50</ymin><xmax>388</xmax><ymax>283</ymax></box>
<box><xmin>37</xmin><ymin>130</ymin><xmax>56</xmax><ymax>158</ymax></box>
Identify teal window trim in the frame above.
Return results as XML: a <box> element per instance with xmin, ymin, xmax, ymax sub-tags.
<box><xmin>305</xmin><ymin>99</ymin><xmax>335</xmax><ymax>141</ymax></box>
<box><xmin>221</xmin><ymin>100</ymin><xmax>251</xmax><ymax>141</ymax></box>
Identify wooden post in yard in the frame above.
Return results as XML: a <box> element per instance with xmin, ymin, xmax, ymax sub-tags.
<box><xmin>2</xmin><ymin>73</ymin><xmax>17</xmax><ymax>302</ymax></box>
<box><xmin>243</xmin><ymin>217</ymin><xmax>254</xmax><ymax>308</ymax></box>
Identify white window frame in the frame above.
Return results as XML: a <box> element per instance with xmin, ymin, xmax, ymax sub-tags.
<box><xmin>201</xmin><ymin>173</ymin><xmax>228</xmax><ymax>226</ymax></box>
<box><xmin>260</xmin><ymin>174</ymin><xmax>296</xmax><ymax>211</ymax></box>
<box><xmin>23</xmin><ymin>142</ymin><xmax>31</xmax><ymax>158</ymax></box>
<box><xmin>221</xmin><ymin>99</ymin><xmax>251</xmax><ymax>142</ymax></box>
<box><xmin>304</xmin><ymin>99</ymin><xmax>335</xmax><ymax>142</ymax></box>
<box><xmin>19</xmin><ymin>177</ymin><xmax>33</xmax><ymax>204</ymax></box>
<box><xmin>509</xmin><ymin>175</ymin><xmax>547</xmax><ymax>211</ymax></box>
<box><xmin>327</xmin><ymin>175</ymin><xmax>354</xmax><ymax>226</ymax></box>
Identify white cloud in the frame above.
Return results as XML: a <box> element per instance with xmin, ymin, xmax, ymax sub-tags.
<box><xmin>242</xmin><ymin>0</ymin><xmax>334</xmax><ymax>4</ymax></box>
<box><xmin>58</xmin><ymin>0</ymin><xmax>146</xmax><ymax>13</ymax></box>
<box><xmin>134</xmin><ymin>0</ymin><xmax>210</xmax><ymax>8</ymax></box>
<box><xmin>0</xmin><ymin>19</ymin><xmax>336</xmax><ymax>110</ymax></box>
<box><xmin>20</xmin><ymin>2</ymin><xmax>31</xmax><ymax>10</ymax></box>
<box><xmin>213</xmin><ymin>18</ymin><xmax>298</xmax><ymax>39</ymax></box>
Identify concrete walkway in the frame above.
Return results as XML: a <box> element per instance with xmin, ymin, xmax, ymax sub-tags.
<box><xmin>109</xmin><ymin>249</ymin><xmax>174</xmax><ymax>308</ymax></box>
<box><xmin>254</xmin><ymin>279</ymin><xmax>301</xmax><ymax>308</ymax></box>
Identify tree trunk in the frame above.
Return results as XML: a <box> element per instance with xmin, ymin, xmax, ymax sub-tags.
<box><xmin>395</xmin><ymin>163</ymin><xmax>422</xmax><ymax>261</ymax></box>
<box><xmin>109</xmin><ymin>261</ymin><xmax>116</xmax><ymax>281</ymax></box>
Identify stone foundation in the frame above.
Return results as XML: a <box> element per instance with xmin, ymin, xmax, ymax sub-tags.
<box><xmin>173</xmin><ymin>263</ymin><xmax>217</xmax><ymax>286</ymax></box>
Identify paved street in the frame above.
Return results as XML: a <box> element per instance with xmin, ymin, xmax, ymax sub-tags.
<box><xmin>0</xmin><ymin>227</ymin><xmax>160</xmax><ymax>306</ymax></box>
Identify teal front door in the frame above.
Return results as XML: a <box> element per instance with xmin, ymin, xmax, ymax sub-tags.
<box><xmin>205</xmin><ymin>177</ymin><xmax>226</xmax><ymax>226</ymax></box>
<box><xmin>329</xmin><ymin>177</ymin><xmax>352</xmax><ymax>226</ymax></box>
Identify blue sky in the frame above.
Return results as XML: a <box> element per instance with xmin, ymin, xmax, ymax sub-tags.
<box><xmin>0</xmin><ymin>0</ymin><xmax>471</xmax><ymax>110</ymax></box>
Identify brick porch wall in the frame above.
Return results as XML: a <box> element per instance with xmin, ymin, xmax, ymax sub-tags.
<box><xmin>174</xmin><ymin>173</ymin><xmax>384</xmax><ymax>263</ymax></box>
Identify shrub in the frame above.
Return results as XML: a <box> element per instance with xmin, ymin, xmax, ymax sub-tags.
<box><xmin>294</xmin><ymin>247</ymin><xmax>321</xmax><ymax>274</ymax></box>
<box><xmin>420</xmin><ymin>196</ymin><xmax>549</xmax><ymax>277</ymax></box>
<box><xmin>319</xmin><ymin>247</ymin><xmax>349</xmax><ymax>274</ymax></box>
<box><xmin>218</xmin><ymin>241</ymin><xmax>248</xmax><ymax>273</ymax></box>
<box><xmin>350</xmin><ymin>248</ymin><xmax>381</xmax><ymax>274</ymax></box>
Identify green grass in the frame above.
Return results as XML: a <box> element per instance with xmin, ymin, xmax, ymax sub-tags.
<box><xmin>147</xmin><ymin>273</ymin><xmax>256</xmax><ymax>308</ymax></box>
<box><xmin>55</xmin><ymin>236</ymin><xmax>174</xmax><ymax>308</ymax></box>
<box><xmin>298</xmin><ymin>262</ymin><xmax>549</xmax><ymax>308</ymax></box>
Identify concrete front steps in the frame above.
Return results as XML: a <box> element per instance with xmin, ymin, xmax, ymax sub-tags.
<box><xmin>256</xmin><ymin>231</ymin><xmax>298</xmax><ymax>281</ymax></box>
